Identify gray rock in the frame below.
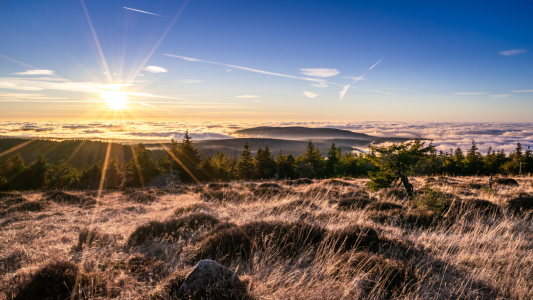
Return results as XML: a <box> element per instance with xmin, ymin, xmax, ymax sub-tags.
<box><xmin>179</xmin><ymin>260</ymin><xmax>244</xmax><ymax>295</ymax></box>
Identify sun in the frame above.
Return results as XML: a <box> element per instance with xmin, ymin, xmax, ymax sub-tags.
<box><xmin>100</xmin><ymin>91</ymin><xmax>128</xmax><ymax>109</ymax></box>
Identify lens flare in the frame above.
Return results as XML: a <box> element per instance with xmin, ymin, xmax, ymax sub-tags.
<box><xmin>100</xmin><ymin>91</ymin><xmax>128</xmax><ymax>109</ymax></box>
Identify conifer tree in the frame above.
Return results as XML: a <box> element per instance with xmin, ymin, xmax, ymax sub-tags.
<box><xmin>325</xmin><ymin>143</ymin><xmax>340</xmax><ymax>178</ymax></box>
<box><xmin>235</xmin><ymin>143</ymin><xmax>255</xmax><ymax>180</ymax></box>
<box><xmin>254</xmin><ymin>146</ymin><xmax>277</xmax><ymax>179</ymax></box>
<box><xmin>176</xmin><ymin>130</ymin><xmax>202</xmax><ymax>183</ymax></box>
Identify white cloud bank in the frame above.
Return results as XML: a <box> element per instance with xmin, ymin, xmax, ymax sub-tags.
<box><xmin>303</xmin><ymin>91</ymin><xmax>317</xmax><ymax>98</ymax></box>
<box><xmin>235</xmin><ymin>95</ymin><xmax>261</xmax><ymax>98</ymax></box>
<box><xmin>452</xmin><ymin>92</ymin><xmax>486</xmax><ymax>95</ymax></box>
<box><xmin>300</xmin><ymin>68</ymin><xmax>339</xmax><ymax>78</ymax></box>
<box><xmin>143</xmin><ymin>66</ymin><xmax>168</xmax><ymax>73</ymax></box>
<box><xmin>498</xmin><ymin>49</ymin><xmax>527</xmax><ymax>56</ymax></box>
<box><xmin>13</xmin><ymin>70</ymin><xmax>55</xmax><ymax>76</ymax></box>
<box><xmin>489</xmin><ymin>94</ymin><xmax>511</xmax><ymax>98</ymax></box>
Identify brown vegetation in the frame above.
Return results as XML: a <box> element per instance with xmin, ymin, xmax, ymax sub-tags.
<box><xmin>1</xmin><ymin>176</ymin><xmax>532</xmax><ymax>299</ymax></box>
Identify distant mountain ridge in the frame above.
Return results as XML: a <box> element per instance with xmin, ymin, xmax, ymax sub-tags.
<box><xmin>234</xmin><ymin>126</ymin><xmax>375</xmax><ymax>140</ymax></box>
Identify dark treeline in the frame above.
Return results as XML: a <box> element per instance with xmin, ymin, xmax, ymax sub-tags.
<box><xmin>0</xmin><ymin>132</ymin><xmax>531</xmax><ymax>191</ymax></box>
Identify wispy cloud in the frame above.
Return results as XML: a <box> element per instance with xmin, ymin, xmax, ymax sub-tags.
<box><xmin>235</xmin><ymin>95</ymin><xmax>261</xmax><ymax>98</ymax></box>
<box><xmin>143</xmin><ymin>66</ymin><xmax>168</xmax><ymax>73</ymax></box>
<box><xmin>123</xmin><ymin>7</ymin><xmax>163</xmax><ymax>17</ymax></box>
<box><xmin>312</xmin><ymin>82</ymin><xmax>328</xmax><ymax>88</ymax></box>
<box><xmin>0</xmin><ymin>93</ymin><xmax>65</xmax><ymax>100</ymax></box>
<box><xmin>489</xmin><ymin>94</ymin><xmax>511</xmax><ymax>98</ymax></box>
<box><xmin>165</xmin><ymin>54</ymin><xmax>328</xmax><ymax>83</ymax></box>
<box><xmin>511</xmin><ymin>90</ymin><xmax>533</xmax><ymax>93</ymax></box>
<box><xmin>369</xmin><ymin>59</ymin><xmax>382</xmax><ymax>70</ymax></box>
<box><xmin>178</xmin><ymin>79</ymin><xmax>202</xmax><ymax>83</ymax></box>
<box><xmin>344</xmin><ymin>76</ymin><xmax>365</xmax><ymax>81</ymax></box>
<box><xmin>339</xmin><ymin>85</ymin><xmax>350</xmax><ymax>100</ymax></box>
<box><xmin>13</xmin><ymin>70</ymin><xmax>54</xmax><ymax>76</ymax></box>
<box><xmin>300</xmin><ymin>68</ymin><xmax>339</xmax><ymax>78</ymax></box>
<box><xmin>339</xmin><ymin>58</ymin><xmax>382</xmax><ymax>101</ymax></box>
<box><xmin>372</xmin><ymin>90</ymin><xmax>397</xmax><ymax>95</ymax></box>
<box><xmin>452</xmin><ymin>92</ymin><xmax>486</xmax><ymax>95</ymax></box>
<box><xmin>303</xmin><ymin>91</ymin><xmax>317</xmax><ymax>98</ymax></box>
<box><xmin>0</xmin><ymin>81</ymin><xmax>43</xmax><ymax>91</ymax></box>
<box><xmin>498</xmin><ymin>49</ymin><xmax>527</xmax><ymax>56</ymax></box>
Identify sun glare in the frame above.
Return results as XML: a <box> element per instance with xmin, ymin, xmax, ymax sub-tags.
<box><xmin>100</xmin><ymin>91</ymin><xmax>128</xmax><ymax>109</ymax></box>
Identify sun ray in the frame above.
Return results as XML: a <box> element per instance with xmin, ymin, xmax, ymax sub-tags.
<box><xmin>80</xmin><ymin>0</ymin><xmax>113</xmax><ymax>84</ymax></box>
<box><xmin>0</xmin><ymin>140</ymin><xmax>34</xmax><ymax>158</ymax></box>
<box><xmin>127</xmin><ymin>0</ymin><xmax>189</xmax><ymax>83</ymax></box>
<box><xmin>97</xmin><ymin>143</ymin><xmax>112</xmax><ymax>200</ymax></box>
<box><xmin>159</xmin><ymin>142</ymin><xmax>200</xmax><ymax>184</ymax></box>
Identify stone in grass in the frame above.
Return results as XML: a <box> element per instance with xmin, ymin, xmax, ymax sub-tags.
<box><xmin>179</xmin><ymin>260</ymin><xmax>244</xmax><ymax>297</ymax></box>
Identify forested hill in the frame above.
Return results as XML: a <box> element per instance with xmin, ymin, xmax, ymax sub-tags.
<box><xmin>0</xmin><ymin>139</ymin><xmax>135</xmax><ymax>169</ymax></box>
<box><xmin>234</xmin><ymin>126</ymin><xmax>376</xmax><ymax>139</ymax></box>
<box><xmin>0</xmin><ymin>136</ymin><xmax>411</xmax><ymax>168</ymax></box>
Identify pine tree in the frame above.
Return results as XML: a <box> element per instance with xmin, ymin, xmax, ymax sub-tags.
<box><xmin>105</xmin><ymin>157</ymin><xmax>122</xmax><ymax>188</ymax></box>
<box><xmin>254</xmin><ymin>146</ymin><xmax>277</xmax><ymax>179</ymax></box>
<box><xmin>465</xmin><ymin>140</ymin><xmax>483</xmax><ymax>175</ymax></box>
<box><xmin>176</xmin><ymin>130</ymin><xmax>202</xmax><ymax>183</ymax></box>
<box><xmin>122</xmin><ymin>143</ymin><xmax>157</xmax><ymax>188</ymax></box>
<box><xmin>325</xmin><ymin>143</ymin><xmax>340</xmax><ymax>178</ymax></box>
<box><xmin>277</xmin><ymin>150</ymin><xmax>297</xmax><ymax>179</ymax></box>
<box><xmin>235</xmin><ymin>143</ymin><xmax>255</xmax><ymax>180</ymax></box>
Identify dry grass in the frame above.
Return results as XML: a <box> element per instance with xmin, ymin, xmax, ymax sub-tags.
<box><xmin>0</xmin><ymin>176</ymin><xmax>532</xmax><ymax>299</ymax></box>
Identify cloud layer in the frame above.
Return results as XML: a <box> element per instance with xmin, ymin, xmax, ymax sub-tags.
<box><xmin>1</xmin><ymin>121</ymin><xmax>531</xmax><ymax>154</ymax></box>
<box><xmin>300</xmin><ymin>68</ymin><xmax>339</xmax><ymax>78</ymax></box>
<box><xmin>143</xmin><ymin>66</ymin><xmax>168</xmax><ymax>73</ymax></box>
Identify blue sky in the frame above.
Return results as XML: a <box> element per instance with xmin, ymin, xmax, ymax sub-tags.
<box><xmin>0</xmin><ymin>0</ymin><xmax>532</xmax><ymax>121</ymax></box>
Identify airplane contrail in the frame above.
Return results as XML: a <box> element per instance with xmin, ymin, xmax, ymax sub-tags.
<box><xmin>339</xmin><ymin>58</ymin><xmax>382</xmax><ymax>101</ymax></box>
<box><xmin>164</xmin><ymin>54</ymin><xmax>341</xmax><ymax>85</ymax></box>
<box><xmin>123</xmin><ymin>7</ymin><xmax>164</xmax><ymax>17</ymax></box>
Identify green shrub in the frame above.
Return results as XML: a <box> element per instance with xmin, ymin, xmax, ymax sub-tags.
<box><xmin>367</xmin><ymin>169</ymin><xmax>397</xmax><ymax>191</ymax></box>
<box><xmin>414</xmin><ymin>185</ymin><xmax>447</xmax><ymax>213</ymax></box>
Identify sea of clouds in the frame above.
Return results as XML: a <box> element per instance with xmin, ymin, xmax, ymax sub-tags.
<box><xmin>1</xmin><ymin>121</ymin><xmax>532</xmax><ymax>153</ymax></box>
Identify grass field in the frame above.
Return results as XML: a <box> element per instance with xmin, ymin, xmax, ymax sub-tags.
<box><xmin>1</xmin><ymin>177</ymin><xmax>532</xmax><ymax>299</ymax></box>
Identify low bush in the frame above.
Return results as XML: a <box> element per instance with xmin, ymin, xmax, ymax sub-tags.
<box><xmin>253</xmin><ymin>187</ymin><xmax>283</xmax><ymax>198</ymax></box>
<box><xmin>7</xmin><ymin>261</ymin><xmax>107</xmax><ymax>300</ymax></box>
<box><xmin>324</xmin><ymin>179</ymin><xmax>352</xmax><ymax>187</ymax></box>
<box><xmin>333</xmin><ymin>252</ymin><xmax>417</xmax><ymax>298</ymax></box>
<box><xmin>337</xmin><ymin>196</ymin><xmax>372</xmax><ymax>211</ymax></box>
<box><xmin>379</xmin><ymin>188</ymin><xmax>409</xmax><ymax>200</ymax></box>
<box><xmin>414</xmin><ymin>185</ymin><xmax>448</xmax><ymax>213</ymax></box>
<box><xmin>458</xmin><ymin>181</ymin><xmax>484</xmax><ymax>189</ymax></box>
<box><xmin>73</xmin><ymin>228</ymin><xmax>112</xmax><ymax>251</ymax></box>
<box><xmin>368</xmin><ymin>208</ymin><xmax>435</xmax><ymax>228</ymax></box>
<box><xmin>44</xmin><ymin>191</ymin><xmax>96</xmax><ymax>205</ymax></box>
<box><xmin>506</xmin><ymin>196</ymin><xmax>533</xmax><ymax>214</ymax></box>
<box><xmin>201</xmin><ymin>190</ymin><xmax>244</xmax><ymax>202</ymax></box>
<box><xmin>193</xmin><ymin>220</ymin><xmax>326</xmax><ymax>265</ymax></box>
<box><xmin>494</xmin><ymin>178</ymin><xmax>519</xmax><ymax>186</ymax></box>
<box><xmin>125</xmin><ymin>191</ymin><xmax>157</xmax><ymax>203</ymax></box>
<box><xmin>367</xmin><ymin>201</ymin><xmax>404</xmax><ymax>211</ymax></box>
<box><xmin>327</xmin><ymin>225</ymin><xmax>381</xmax><ymax>252</ymax></box>
<box><xmin>271</xmin><ymin>199</ymin><xmax>319</xmax><ymax>214</ymax></box>
<box><xmin>174</xmin><ymin>203</ymin><xmax>211</xmax><ymax>215</ymax></box>
<box><xmin>294</xmin><ymin>178</ymin><xmax>313</xmax><ymax>185</ymax></box>
<box><xmin>258</xmin><ymin>183</ymin><xmax>283</xmax><ymax>189</ymax></box>
<box><xmin>127</xmin><ymin>213</ymin><xmax>219</xmax><ymax>247</ymax></box>
<box><xmin>303</xmin><ymin>187</ymin><xmax>340</xmax><ymax>199</ymax></box>
<box><xmin>0</xmin><ymin>250</ymin><xmax>25</xmax><ymax>274</ymax></box>
<box><xmin>206</xmin><ymin>183</ymin><xmax>231</xmax><ymax>190</ymax></box>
